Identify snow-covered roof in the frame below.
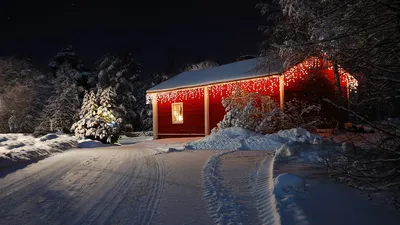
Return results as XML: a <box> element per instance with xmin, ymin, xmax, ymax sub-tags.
<box><xmin>147</xmin><ymin>57</ymin><xmax>283</xmax><ymax>93</ymax></box>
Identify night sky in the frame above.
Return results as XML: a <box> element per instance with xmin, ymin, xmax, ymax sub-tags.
<box><xmin>0</xmin><ymin>0</ymin><xmax>265</xmax><ymax>75</ymax></box>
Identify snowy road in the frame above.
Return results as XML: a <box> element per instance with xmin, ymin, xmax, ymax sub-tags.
<box><xmin>0</xmin><ymin>139</ymin><xmax>216</xmax><ymax>225</ymax></box>
<box><xmin>0</xmin><ymin>138</ymin><xmax>278</xmax><ymax>225</ymax></box>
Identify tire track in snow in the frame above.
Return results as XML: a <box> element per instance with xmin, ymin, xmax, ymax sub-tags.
<box><xmin>77</xmin><ymin>150</ymin><xmax>165</xmax><ymax>225</ymax></box>
<box><xmin>138</xmin><ymin>155</ymin><xmax>165</xmax><ymax>225</ymax></box>
<box><xmin>0</xmin><ymin>159</ymin><xmax>82</xmax><ymax>215</ymax></box>
<box><xmin>202</xmin><ymin>150</ymin><xmax>246</xmax><ymax>225</ymax></box>
<box><xmin>72</xmin><ymin>149</ymin><xmax>146</xmax><ymax>225</ymax></box>
<box><xmin>252</xmin><ymin>155</ymin><xmax>281</xmax><ymax>225</ymax></box>
<box><xmin>40</xmin><ymin>152</ymin><xmax>120</xmax><ymax>225</ymax></box>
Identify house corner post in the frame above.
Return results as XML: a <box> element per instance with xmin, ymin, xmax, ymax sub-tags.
<box><xmin>152</xmin><ymin>94</ymin><xmax>159</xmax><ymax>140</ymax></box>
<box><xmin>279</xmin><ymin>75</ymin><xmax>285</xmax><ymax>111</ymax></box>
<box><xmin>204</xmin><ymin>86</ymin><xmax>210</xmax><ymax>135</ymax></box>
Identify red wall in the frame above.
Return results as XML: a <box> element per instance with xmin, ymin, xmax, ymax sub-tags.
<box><xmin>157</xmin><ymin>93</ymin><xmax>205</xmax><ymax>136</ymax></box>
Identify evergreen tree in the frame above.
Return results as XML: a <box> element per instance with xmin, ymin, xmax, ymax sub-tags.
<box><xmin>71</xmin><ymin>87</ymin><xmax>121</xmax><ymax>144</ymax></box>
<box><xmin>71</xmin><ymin>90</ymin><xmax>100</xmax><ymax>139</ymax></box>
<box><xmin>0</xmin><ymin>57</ymin><xmax>47</xmax><ymax>133</ymax></box>
<box><xmin>97</xmin><ymin>87</ymin><xmax>116</xmax><ymax>123</ymax></box>
<box><xmin>79</xmin><ymin>90</ymin><xmax>98</xmax><ymax>119</ymax></box>
<box><xmin>49</xmin><ymin>45</ymin><xmax>84</xmax><ymax>78</ymax></box>
<box><xmin>49</xmin><ymin>46</ymin><xmax>96</xmax><ymax>97</ymax></box>
<box><xmin>181</xmin><ymin>60</ymin><xmax>219</xmax><ymax>72</ymax></box>
<box><xmin>94</xmin><ymin>52</ymin><xmax>141</xmax><ymax>127</ymax></box>
<box><xmin>36</xmin><ymin>65</ymin><xmax>81</xmax><ymax>133</ymax></box>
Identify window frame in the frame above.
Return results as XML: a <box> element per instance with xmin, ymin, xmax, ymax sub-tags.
<box><xmin>171</xmin><ymin>102</ymin><xmax>184</xmax><ymax>124</ymax></box>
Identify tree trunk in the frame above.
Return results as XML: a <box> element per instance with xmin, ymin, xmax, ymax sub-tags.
<box><xmin>333</xmin><ymin>61</ymin><xmax>345</xmax><ymax>131</ymax></box>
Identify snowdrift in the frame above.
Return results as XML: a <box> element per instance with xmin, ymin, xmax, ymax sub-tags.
<box><xmin>185</xmin><ymin>127</ymin><xmax>321</xmax><ymax>151</ymax></box>
<box><xmin>0</xmin><ymin>133</ymin><xmax>77</xmax><ymax>170</ymax></box>
<box><xmin>78</xmin><ymin>139</ymin><xmax>109</xmax><ymax>148</ymax></box>
<box><xmin>274</xmin><ymin>173</ymin><xmax>306</xmax><ymax>198</ymax></box>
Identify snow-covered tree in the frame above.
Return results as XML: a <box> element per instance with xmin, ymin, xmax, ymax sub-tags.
<box><xmin>36</xmin><ymin>65</ymin><xmax>81</xmax><ymax>133</ymax></box>
<box><xmin>257</xmin><ymin>0</ymin><xmax>400</xmax><ymax>206</ymax></box>
<box><xmin>132</xmin><ymin>72</ymin><xmax>170</xmax><ymax>131</ymax></box>
<box><xmin>79</xmin><ymin>90</ymin><xmax>98</xmax><ymax>119</ymax></box>
<box><xmin>214</xmin><ymin>87</ymin><xmax>323</xmax><ymax>134</ymax></box>
<box><xmin>257</xmin><ymin>0</ymin><xmax>400</xmax><ymax>122</ymax></box>
<box><xmin>71</xmin><ymin>88</ymin><xmax>121</xmax><ymax>144</ymax></box>
<box><xmin>8</xmin><ymin>110</ymin><xmax>17</xmax><ymax>132</ymax></box>
<box><xmin>97</xmin><ymin>87</ymin><xmax>117</xmax><ymax>123</ymax></box>
<box><xmin>182</xmin><ymin>60</ymin><xmax>219</xmax><ymax>72</ymax></box>
<box><xmin>49</xmin><ymin>46</ymin><xmax>95</xmax><ymax>96</ymax></box>
<box><xmin>150</xmin><ymin>73</ymin><xmax>169</xmax><ymax>87</ymax></box>
<box><xmin>94</xmin><ymin>52</ymin><xmax>141</xmax><ymax>128</ymax></box>
<box><xmin>213</xmin><ymin>87</ymin><xmax>275</xmax><ymax>133</ymax></box>
<box><xmin>0</xmin><ymin>57</ymin><xmax>47</xmax><ymax>133</ymax></box>
<box><xmin>49</xmin><ymin>45</ymin><xmax>84</xmax><ymax>77</ymax></box>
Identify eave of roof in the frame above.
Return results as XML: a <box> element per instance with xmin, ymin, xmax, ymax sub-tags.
<box><xmin>147</xmin><ymin>57</ymin><xmax>283</xmax><ymax>93</ymax></box>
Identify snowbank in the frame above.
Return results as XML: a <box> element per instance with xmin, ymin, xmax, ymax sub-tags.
<box><xmin>185</xmin><ymin>127</ymin><xmax>321</xmax><ymax>151</ymax></box>
<box><xmin>278</xmin><ymin>128</ymin><xmax>321</xmax><ymax>143</ymax></box>
<box><xmin>274</xmin><ymin>173</ymin><xmax>306</xmax><ymax>198</ymax></box>
<box><xmin>0</xmin><ymin>133</ymin><xmax>77</xmax><ymax>170</ymax></box>
<box><xmin>273</xmin><ymin>161</ymin><xmax>400</xmax><ymax>225</ymax></box>
<box><xmin>78</xmin><ymin>139</ymin><xmax>109</xmax><ymax>148</ymax></box>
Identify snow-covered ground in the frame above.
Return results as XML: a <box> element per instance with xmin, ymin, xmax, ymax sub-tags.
<box><xmin>273</xmin><ymin>159</ymin><xmax>400</xmax><ymax>225</ymax></box>
<box><xmin>0</xmin><ymin>139</ymin><xmax>217</xmax><ymax>225</ymax></box>
<box><xmin>1</xmin><ymin>128</ymin><xmax>399</xmax><ymax>225</ymax></box>
<box><xmin>191</xmin><ymin>127</ymin><xmax>400</xmax><ymax>225</ymax></box>
<box><xmin>0</xmin><ymin>133</ymin><xmax>182</xmax><ymax>173</ymax></box>
<box><xmin>185</xmin><ymin>127</ymin><xmax>321</xmax><ymax>150</ymax></box>
<box><xmin>0</xmin><ymin>133</ymin><xmax>77</xmax><ymax>171</ymax></box>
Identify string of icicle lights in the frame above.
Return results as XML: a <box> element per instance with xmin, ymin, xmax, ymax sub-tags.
<box><xmin>146</xmin><ymin>57</ymin><xmax>358</xmax><ymax>103</ymax></box>
<box><xmin>147</xmin><ymin>76</ymin><xmax>280</xmax><ymax>103</ymax></box>
<box><xmin>208</xmin><ymin>76</ymin><xmax>279</xmax><ymax>98</ymax></box>
<box><xmin>283</xmin><ymin>57</ymin><xmax>358</xmax><ymax>90</ymax></box>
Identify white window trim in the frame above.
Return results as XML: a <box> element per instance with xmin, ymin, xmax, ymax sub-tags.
<box><xmin>171</xmin><ymin>102</ymin><xmax>184</xmax><ymax>124</ymax></box>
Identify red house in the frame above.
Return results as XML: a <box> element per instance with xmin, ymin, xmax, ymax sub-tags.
<box><xmin>146</xmin><ymin>57</ymin><xmax>357</xmax><ymax>139</ymax></box>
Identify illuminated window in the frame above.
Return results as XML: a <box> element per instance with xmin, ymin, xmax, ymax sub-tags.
<box><xmin>172</xmin><ymin>102</ymin><xmax>184</xmax><ymax>124</ymax></box>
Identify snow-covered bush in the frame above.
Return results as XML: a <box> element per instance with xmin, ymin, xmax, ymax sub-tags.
<box><xmin>213</xmin><ymin>87</ymin><xmax>275</xmax><ymax>133</ymax></box>
<box><xmin>213</xmin><ymin>87</ymin><xmax>323</xmax><ymax>134</ymax></box>
<box><xmin>71</xmin><ymin>87</ymin><xmax>121</xmax><ymax>144</ymax></box>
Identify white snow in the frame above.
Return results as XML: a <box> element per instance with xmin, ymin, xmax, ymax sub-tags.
<box><xmin>185</xmin><ymin>127</ymin><xmax>321</xmax><ymax>151</ymax></box>
<box><xmin>273</xmin><ymin>162</ymin><xmax>400</xmax><ymax>225</ymax></box>
<box><xmin>119</xmin><ymin>135</ymin><xmax>153</xmax><ymax>145</ymax></box>
<box><xmin>0</xmin><ymin>133</ymin><xmax>77</xmax><ymax>169</ymax></box>
<box><xmin>277</xmin><ymin>128</ymin><xmax>322</xmax><ymax>143</ymax></box>
<box><xmin>147</xmin><ymin>57</ymin><xmax>283</xmax><ymax>92</ymax></box>
<box><xmin>274</xmin><ymin>173</ymin><xmax>306</xmax><ymax>198</ymax></box>
<box><xmin>202</xmin><ymin>150</ymin><xmax>243</xmax><ymax>224</ymax></box>
<box><xmin>275</xmin><ymin>141</ymin><xmax>309</xmax><ymax>158</ymax></box>
<box><xmin>77</xmin><ymin>139</ymin><xmax>109</xmax><ymax>148</ymax></box>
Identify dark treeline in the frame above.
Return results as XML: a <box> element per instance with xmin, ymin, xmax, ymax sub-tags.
<box><xmin>0</xmin><ymin>46</ymin><xmax>219</xmax><ymax>134</ymax></box>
